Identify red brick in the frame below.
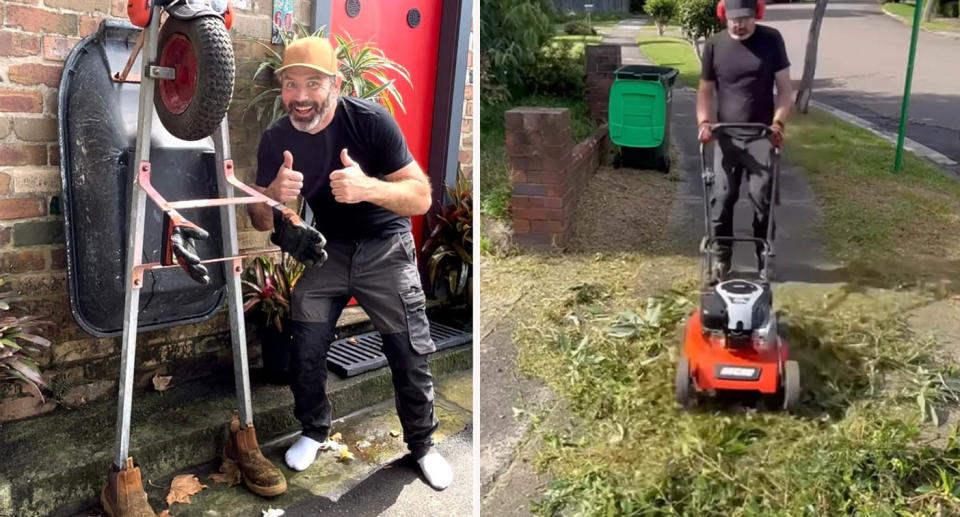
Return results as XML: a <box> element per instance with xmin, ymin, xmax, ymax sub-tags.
<box><xmin>0</xmin><ymin>31</ymin><xmax>40</xmax><ymax>57</ymax></box>
<box><xmin>512</xmin><ymin>208</ymin><xmax>565</xmax><ymax>221</ymax></box>
<box><xmin>0</xmin><ymin>173</ymin><xmax>9</xmax><ymax>195</ymax></box>
<box><xmin>0</xmin><ymin>250</ymin><xmax>45</xmax><ymax>272</ymax></box>
<box><xmin>48</xmin><ymin>145</ymin><xmax>60</xmax><ymax>166</ymax></box>
<box><xmin>9</xmin><ymin>63</ymin><xmax>63</xmax><ymax>87</ymax></box>
<box><xmin>0</xmin><ymin>89</ymin><xmax>43</xmax><ymax>113</ymax></box>
<box><xmin>525</xmin><ymin>172</ymin><xmax>566</xmax><ymax>185</ymax></box>
<box><xmin>78</xmin><ymin>16</ymin><xmax>102</xmax><ymax>37</ymax></box>
<box><xmin>513</xmin><ymin>219</ymin><xmax>530</xmax><ymax>233</ymax></box>
<box><xmin>0</xmin><ymin>198</ymin><xmax>44</xmax><ymax>220</ymax></box>
<box><xmin>42</xmin><ymin>35</ymin><xmax>81</xmax><ymax>62</ymax></box>
<box><xmin>51</xmin><ymin>246</ymin><xmax>67</xmax><ymax>269</ymax></box>
<box><xmin>4</xmin><ymin>5</ymin><xmax>79</xmax><ymax>34</ymax></box>
<box><xmin>0</xmin><ymin>144</ymin><xmax>47</xmax><ymax>166</ymax></box>
<box><xmin>0</xmin><ymin>226</ymin><xmax>10</xmax><ymax>246</ymax></box>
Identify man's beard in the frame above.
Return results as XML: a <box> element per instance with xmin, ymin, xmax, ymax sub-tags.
<box><xmin>287</xmin><ymin>92</ymin><xmax>336</xmax><ymax>132</ymax></box>
<box><xmin>729</xmin><ymin>25</ymin><xmax>754</xmax><ymax>40</ymax></box>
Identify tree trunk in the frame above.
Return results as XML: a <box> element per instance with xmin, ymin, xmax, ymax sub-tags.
<box><xmin>795</xmin><ymin>0</ymin><xmax>829</xmax><ymax>113</ymax></box>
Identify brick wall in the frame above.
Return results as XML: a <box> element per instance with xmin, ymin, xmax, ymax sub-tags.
<box><xmin>459</xmin><ymin>20</ymin><xmax>474</xmax><ymax>178</ymax></box>
<box><xmin>0</xmin><ymin>0</ymin><xmax>314</xmax><ymax>422</ymax></box>
<box><xmin>505</xmin><ymin>107</ymin><xmax>608</xmax><ymax>250</ymax></box>
<box><xmin>585</xmin><ymin>44</ymin><xmax>621</xmax><ymax>122</ymax></box>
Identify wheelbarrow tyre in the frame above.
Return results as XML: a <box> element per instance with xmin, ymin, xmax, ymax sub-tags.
<box><xmin>675</xmin><ymin>357</ymin><xmax>693</xmax><ymax>408</ymax></box>
<box><xmin>155</xmin><ymin>16</ymin><xmax>235</xmax><ymax>141</ymax></box>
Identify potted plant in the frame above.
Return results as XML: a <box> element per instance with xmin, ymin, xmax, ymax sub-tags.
<box><xmin>242</xmin><ymin>254</ymin><xmax>304</xmax><ymax>383</ymax></box>
<box><xmin>244</xmin><ymin>24</ymin><xmax>412</xmax><ymax>131</ymax></box>
<box><xmin>0</xmin><ymin>275</ymin><xmax>51</xmax><ymax>402</ymax></box>
<box><xmin>421</xmin><ymin>168</ymin><xmax>472</xmax><ymax>303</ymax></box>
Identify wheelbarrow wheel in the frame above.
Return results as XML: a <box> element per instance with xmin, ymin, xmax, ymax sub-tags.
<box><xmin>675</xmin><ymin>357</ymin><xmax>693</xmax><ymax>408</ymax></box>
<box><xmin>155</xmin><ymin>16</ymin><xmax>235</xmax><ymax>141</ymax></box>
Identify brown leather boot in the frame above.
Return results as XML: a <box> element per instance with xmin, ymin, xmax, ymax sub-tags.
<box><xmin>223</xmin><ymin>411</ymin><xmax>287</xmax><ymax>497</ymax></box>
<box><xmin>100</xmin><ymin>457</ymin><xmax>157</xmax><ymax>517</ymax></box>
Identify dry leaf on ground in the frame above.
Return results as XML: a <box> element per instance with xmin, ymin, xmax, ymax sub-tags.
<box><xmin>330</xmin><ymin>432</ymin><xmax>342</xmax><ymax>442</ymax></box>
<box><xmin>389</xmin><ymin>430</ymin><xmax>401</xmax><ymax>437</ymax></box>
<box><xmin>338</xmin><ymin>448</ymin><xmax>354</xmax><ymax>463</ymax></box>
<box><xmin>347</xmin><ymin>337</ymin><xmax>358</xmax><ymax>344</ymax></box>
<box><xmin>152</xmin><ymin>374</ymin><xmax>172</xmax><ymax>392</ymax></box>
<box><xmin>209</xmin><ymin>458</ymin><xmax>242</xmax><ymax>487</ymax></box>
<box><xmin>158</xmin><ymin>511</ymin><xmax>171</xmax><ymax>517</ymax></box>
<box><xmin>166</xmin><ymin>474</ymin><xmax>207</xmax><ymax>505</ymax></box>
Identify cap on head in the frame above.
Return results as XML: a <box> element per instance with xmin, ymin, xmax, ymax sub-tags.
<box><xmin>275</xmin><ymin>36</ymin><xmax>340</xmax><ymax>77</ymax></box>
<box><xmin>724</xmin><ymin>0</ymin><xmax>758</xmax><ymax>18</ymax></box>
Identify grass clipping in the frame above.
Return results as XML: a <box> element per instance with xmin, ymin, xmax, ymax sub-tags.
<box><xmin>517</xmin><ymin>281</ymin><xmax>960</xmax><ymax>516</ymax></box>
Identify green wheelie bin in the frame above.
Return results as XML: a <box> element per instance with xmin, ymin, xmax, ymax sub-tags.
<box><xmin>608</xmin><ymin>64</ymin><xmax>679</xmax><ymax>172</ymax></box>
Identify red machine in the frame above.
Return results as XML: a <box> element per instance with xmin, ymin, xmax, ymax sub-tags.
<box><xmin>675</xmin><ymin>123</ymin><xmax>800</xmax><ymax>411</ymax></box>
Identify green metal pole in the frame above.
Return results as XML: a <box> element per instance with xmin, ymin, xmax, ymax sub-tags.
<box><xmin>894</xmin><ymin>0</ymin><xmax>923</xmax><ymax>173</ymax></box>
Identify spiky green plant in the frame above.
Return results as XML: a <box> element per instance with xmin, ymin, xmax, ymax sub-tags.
<box><xmin>0</xmin><ymin>275</ymin><xmax>51</xmax><ymax>401</ymax></box>
<box><xmin>421</xmin><ymin>168</ymin><xmax>472</xmax><ymax>301</ymax></box>
<box><xmin>243</xmin><ymin>24</ymin><xmax>412</xmax><ymax>131</ymax></box>
<box><xmin>241</xmin><ymin>255</ymin><xmax>304</xmax><ymax>333</ymax></box>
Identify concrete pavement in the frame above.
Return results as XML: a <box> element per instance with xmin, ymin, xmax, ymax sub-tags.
<box><xmin>763</xmin><ymin>0</ymin><xmax>960</xmax><ymax>172</ymax></box>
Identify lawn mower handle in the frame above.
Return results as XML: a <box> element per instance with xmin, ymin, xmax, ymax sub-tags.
<box><xmin>698</xmin><ymin>124</ymin><xmax>782</xmax><ymax>282</ymax></box>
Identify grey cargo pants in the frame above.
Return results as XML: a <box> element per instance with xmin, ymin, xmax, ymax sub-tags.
<box><xmin>288</xmin><ymin>231</ymin><xmax>438</xmax><ymax>457</ymax></box>
<box><xmin>710</xmin><ymin>133</ymin><xmax>776</xmax><ymax>264</ymax></box>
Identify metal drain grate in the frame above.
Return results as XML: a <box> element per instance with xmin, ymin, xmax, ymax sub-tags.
<box><xmin>327</xmin><ymin>321</ymin><xmax>471</xmax><ymax>377</ymax></box>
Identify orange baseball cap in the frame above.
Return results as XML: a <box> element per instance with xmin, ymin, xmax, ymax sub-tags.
<box><xmin>275</xmin><ymin>36</ymin><xmax>340</xmax><ymax>77</ymax></box>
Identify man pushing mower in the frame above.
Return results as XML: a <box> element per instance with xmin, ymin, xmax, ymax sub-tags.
<box><xmin>697</xmin><ymin>0</ymin><xmax>793</xmax><ymax>281</ymax></box>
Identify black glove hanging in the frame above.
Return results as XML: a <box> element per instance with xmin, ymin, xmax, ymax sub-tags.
<box><xmin>270</xmin><ymin>208</ymin><xmax>328</xmax><ymax>267</ymax></box>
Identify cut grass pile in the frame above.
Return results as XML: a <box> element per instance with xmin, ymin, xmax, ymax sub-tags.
<box><xmin>480</xmin><ymin>95</ymin><xmax>596</xmax><ymax>222</ymax></box>
<box><xmin>882</xmin><ymin>2</ymin><xmax>960</xmax><ymax>32</ymax></box>
<box><xmin>484</xmin><ymin>248</ymin><xmax>960</xmax><ymax>515</ymax></box>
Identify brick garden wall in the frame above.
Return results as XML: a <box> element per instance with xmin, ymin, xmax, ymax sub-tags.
<box><xmin>505</xmin><ymin>107</ymin><xmax>608</xmax><ymax>249</ymax></box>
<box><xmin>459</xmin><ymin>22</ymin><xmax>474</xmax><ymax>178</ymax></box>
<box><xmin>585</xmin><ymin>44</ymin><xmax>621</xmax><ymax>122</ymax></box>
<box><xmin>0</xmin><ymin>0</ymin><xmax>316</xmax><ymax>421</ymax></box>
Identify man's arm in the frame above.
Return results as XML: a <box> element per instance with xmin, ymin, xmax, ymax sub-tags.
<box><xmin>247</xmin><ymin>186</ymin><xmax>275</xmax><ymax>231</ymax></box>
<box><xmin>773</xmin><ymin>68</ymin><xmax>793</xmax><ymax>126</ymax></box>
<box><xmin>697</xmin><ymin>79</ymin><xmax>716</xmax><ymax>125</ymax></box>
<box><xmin>330</xmin><ymin>149</ymin><xmax>432</xmax><ymax>216</ymax></box>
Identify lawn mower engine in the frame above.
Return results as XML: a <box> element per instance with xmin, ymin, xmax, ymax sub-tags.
<box><xmin>700</xmin><ymin>279</ymin><xmax>776</xmax><ymax>347</ymax></box>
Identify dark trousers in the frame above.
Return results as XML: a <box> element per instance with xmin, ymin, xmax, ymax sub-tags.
<box><xmin>710</xmin><ymin>134</ymin><xmax>776</xmax><ymax>264</ymax></box>
<box><xmin>288</xmin><ymin>232</ymin><xmax>438</xmax><ymax>458</ymax></box>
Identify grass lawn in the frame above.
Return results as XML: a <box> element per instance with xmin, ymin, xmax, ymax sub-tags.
<box><xmin>636</xmin><ymin>34</ymin><xmax>701</xmax><ymax>88</ymax></box>
<box><xmin>480</xmin><ymin>96</ymin><xmax>596</xmax><ymax>222</ymax></box>
<box><xmin>882</xmin><ymin>2</ymin><xmax>960</xmax><ymax>31</ymax></box>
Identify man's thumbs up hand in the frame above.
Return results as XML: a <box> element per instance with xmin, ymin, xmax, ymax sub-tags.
<box><xmin>330</xmin><ymin>148</ymin><xmax>374</xmax><ymax>204</ymax></box>
<box><xmin>268</xmin><ymin>150</ymin><xmax>304</xmax><ymax>203</ymax></box>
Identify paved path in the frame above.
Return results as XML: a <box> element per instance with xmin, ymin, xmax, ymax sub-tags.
<box><xmin>763</xmin><ymin>0</ymin><xmax>960</xmax><ymax>171</ymax></box>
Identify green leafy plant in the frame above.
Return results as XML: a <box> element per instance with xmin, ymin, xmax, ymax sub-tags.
<box><xmin>244</xmin><ymin>25</ymin><xmax>412</xmax><ymax>131</ymax></box>
<box><xmin>644</xmin><ymin>0</ymin><xmax>678</xmax><ymax>35</ymax></box>
<box><xmin>242</xmin><ymin>255</ymin><xmax>304</xmax><ymax>332</ymax></box>
<box><xmin>480</xmin><ymin>0</ymin><xmax>555</xmax><ymax>104</ymax></box>
<box><xmin>678</xmin><ymin>0</ymin><xmax>724</xmax><ymax>55</ymax></box>
<box><xmin>0</xmin><ymin>276</ymin><xmax>51</xmax><ymax>401</ymax></box>
<box><xmin>421</xmin><ymin>168</ymin><xmax>472</xmax><ymax>302</ymax></box>
<box><xmin>563</xmin><ymin>20</ymin><xmax>596</xmax><ymax>35</ymax></box>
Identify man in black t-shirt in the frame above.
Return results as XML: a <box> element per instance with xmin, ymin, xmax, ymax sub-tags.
<box><xmin>247</xmin><ymin>36</ymin><xmax>452</xmax><ymax>490</ymax></box>
<box><xmin>697</xmin><ymin>0</ymin><xmax>792</xmax><ymax>279</ymax></box>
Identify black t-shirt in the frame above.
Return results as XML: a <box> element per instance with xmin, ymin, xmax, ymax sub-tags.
<box><xmin>701</xmin><ymin>25</ymin><xmax>790</xmax><ymax>125</ymax></box>
<box><xmin>256</xmin><ymin>96</ymin><xmax>415</xmax><ymax>240</ymax></box>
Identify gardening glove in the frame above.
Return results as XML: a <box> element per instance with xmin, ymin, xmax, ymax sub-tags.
<box><xmin>769</xmin><ymin>121</ymin><xmax>785</xmax><ymax>148</ymax></box>
<box><xmin>270</xmin><ymin>208</ymin><xmax>328</xmax><ymax>267</ymax></box>
<box><xmin>170</xmin><ymin>222</ymin><xmax>210</xmax><ymax>285</ymax></box>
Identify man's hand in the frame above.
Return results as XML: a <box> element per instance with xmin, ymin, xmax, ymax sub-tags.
<box><xmin>330</xmin><ymin>149</ymin><xmax>376</xmax><ymax>204</ymax></box>
<box><xmin>268</xmin><ymin>150</ymin><xmax>304</xmax><ymax>203</ymax></box>
<box><xmin>270</xmin><ymin>209</ymin><xmax>328</xmax><ymax>267</ymax></box>
<box><xmin>769</xmin><ymin>121</ymin><xmax>785</xmax><ymax>148</ymax></box>
<box><xmin>698</xmin><ymin>122</ymin><xmax>713</xmax><ymax>143</ymax></box>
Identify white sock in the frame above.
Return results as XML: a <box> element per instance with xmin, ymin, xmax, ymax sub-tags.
<box><xmin>285</xmin><ymin>436</ymin><xmax>324</xmax><ymax>471</ymax></box>
<box><xmin>417</xmin><ymin>452</ymin><xmax>453</xmax><ymax>490</ymax></box>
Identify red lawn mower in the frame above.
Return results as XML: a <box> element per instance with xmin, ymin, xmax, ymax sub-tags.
<box><xmin>674</xmin><ymin>123</ymin><xmax>800</xmax><ymax>412</ymax></box>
